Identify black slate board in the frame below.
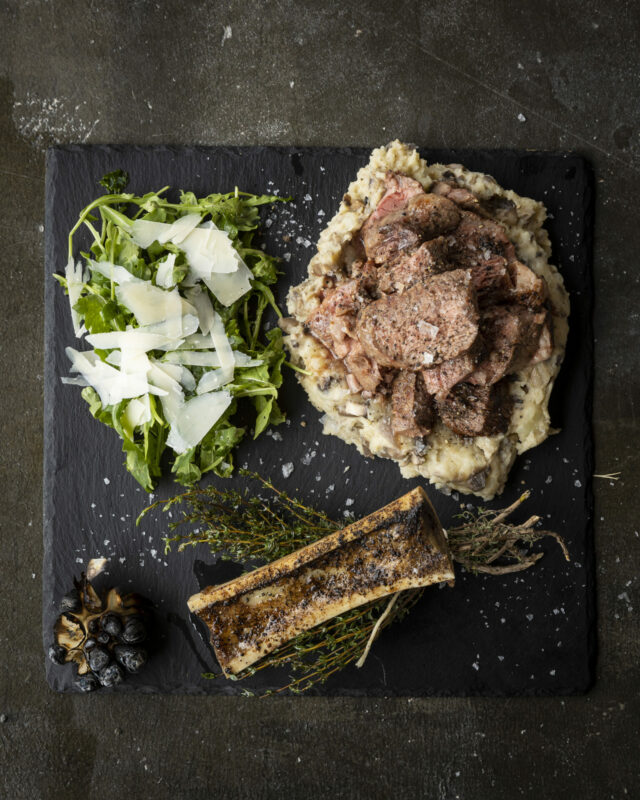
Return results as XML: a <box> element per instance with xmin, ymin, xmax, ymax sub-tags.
<box><xmin>43</xmin><ymin>146</ymin><xmax>594</xmax><ymax>695</ymax></box>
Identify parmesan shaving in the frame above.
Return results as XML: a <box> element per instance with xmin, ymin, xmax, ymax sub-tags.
<box><xmin>86</xmin><ymin>329</ymin><xmax>174</xmax><ymax>353</ymax></box>
<box><xmin>64</xmin><ymin>258</ymin><xmax>86</xmax><ymax>337</ymax></box>
<box><xmin>155</xmin><ymin>253</ymin><xmax>177</xmax><ymax>288</ymax></box>
<box><xmin>115</xmin><ymin>283</ymin><xmax>196</xmax><ymax>326</ymax></box>
<box><xmin>129</xmin><ymin>214</ymin><xmax>202</xmax><ymax>249</ymax></box>
<box><xmin>66</xmin><ymin>348</ymin><xmax>152</xmax><ymax>407</ymax></box>
<box><xmin>88</xmin><ymin>260</ymin><xmax>143</xmax><ymax>285</ymax></box>
<box><xmin>124</xmin><ymin>395</ymin><xmax>152</xmax><ymax>429</ymax></box>
<box><xmin>203</xmin><ymin>260</ymin><xmax>253</xmax><ymax>306</ymax></box>
<box><xmin>184</xmin><ymin>285</ymin><xmax>215</xmax><ymax>335</ymax></box>
<box><xmin>166</xmin><ymin>390</ymin><xmax>232</xmax><ymax>453</ymax></box>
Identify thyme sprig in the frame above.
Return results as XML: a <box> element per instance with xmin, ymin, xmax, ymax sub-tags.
<box><xmin>143</xmin><ymin>476</ymin><xmax>568</xmax><ymax>694</ymax></box>
<box><xmin>448</xmin><ymin>491</ymin><xmax>570</xmax><ymax>575</ymax></box>
<box><xmin>142</xmin><ymin>470</ymin><xmax>339</xmax><ymax>562</ymax></box>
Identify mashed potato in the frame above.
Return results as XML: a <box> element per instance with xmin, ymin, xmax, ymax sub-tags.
<box><xmin>282</xmin><ymin>141</ymin><xmax>569</xmax><ymax>500</ymax></box>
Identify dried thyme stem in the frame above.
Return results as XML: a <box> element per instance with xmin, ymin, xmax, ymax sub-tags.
<box><xmin>144</xmin><ymin>476</ymin><xmax>569</xmax><ymax>694</ymax></box>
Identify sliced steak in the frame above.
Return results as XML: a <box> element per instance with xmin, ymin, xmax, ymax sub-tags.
<box><xmin>432</xmin><ymin>181</ymin><xmax>485</xmax><ymax>214</ymax></box>
<box><xmin>356</xmin><ymin>269</ymin><xmax>479</xmax><ymax>369</ymax></box>
<box><xmin>421</xmin><ymin>337</ymin><xmax>485</xmax><ymax>400</ymax></box>
<box><xmin>343</xmin><ymin>341</ymin><xmax>382</xmax><ymax>394</ymax></box>
<box><xmin>448</xmin><ymin>210</ymin><xmax>516</xmax><ymax>268</ymax></box>
<box><xmin>391</xmin><ymin>371</ymin><xmax>435</xmax><ymax>438</ymax></box>
<box><xmin>362</xmin><ymin>173</ymin><xmax>460</xmax><ymax>264</ymax></box>
<box><xmin>362</xmin><ymin>218</ymin><xmax>422</xmax><ymax>265</ymax></box>
<box><xmin>401</xmin><ymin>193</ymin><xmax>461</xmax><ymax>240</ymax></box>
<box><xmin>377</xmin><ymin>237</ymin><xmax>451</xmax><ymax>294</ymax></box>
<box><xmin>368</xmin><ymin>172</ymin><xmax>426</xmax><ymax>223</ymax></box>
<box><xmin>468</xmin><ymin>305</ymin><xmax>551</xmax><ymax>386</ymax></box>
<box><xmin>508</xmin><ymin>260</ymin><xmax>548</xmax><ymax>307</ymax></box>
<box><xmin>306</xmin><ymin>278</ymin><xmax>370</xmax><ymax>358</ymax></box>
<box><xmin>437</xmin><ymin>381</ymin><xmax>513</xmax><ymax>437</ymax></box>
<box><xmin>349</xmin><ymin>258</ymin><xmax>378</xmax><ymax>287</ymax></box>
<box><xmin>469</xmin><ymin>255</ymin><xmax>513</xmax><ymax>306</ymax></box>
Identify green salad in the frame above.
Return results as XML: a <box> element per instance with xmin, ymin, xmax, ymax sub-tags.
<box><xmin>55</xmin><ymin>170</ymin><xmax>288</xmax><ymax>491</ymax></box>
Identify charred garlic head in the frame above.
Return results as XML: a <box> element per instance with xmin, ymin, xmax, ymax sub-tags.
<box><xmin>48</xmin><ymin>575</ymin><xmax>152</xmax><ymax>691</ymax></box>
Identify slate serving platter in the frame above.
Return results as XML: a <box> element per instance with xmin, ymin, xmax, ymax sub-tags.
<box><xmin>43</xmin><ymin>145</ymin><xmax>594</xmax><ymax>695</ymax></box>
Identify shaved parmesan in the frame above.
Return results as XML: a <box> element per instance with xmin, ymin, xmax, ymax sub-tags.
<box><xmin>89</xmin><ymin>260</ymin><xmax>143</xmax><ymax>285</ymax></box>
<box><xmin>165</xmin><ymin>213</ymin><xmax>202</xmax><ymax>244</ymax></box>
<box><xmin>64</xmin><ymin>258</ymin><xmax>86</xmax><ymax>337</ymax></box>
<box><xmin>203</xmin><ymin>260</ymin><xmax>253</xmax><ymax>306</ymax></box>
<box><xmin>66</xmin><ymin>348</ymin><xmax>152</xmax><ymax>407</ymax></box>
<box><xmin>164</xmin><ymin>350</ymin><xmax>263</xmax><ymax>369</ymax></box>
<box><xmin>124</xmin><ymin>396</ymin><xmax>152</xmax><ymax>429</ymax></box>
<box><xmin>130</xmin><ymin>214</ymin><xmax>202</xmax><ymax>249</ymax></box>
<box><xmin>129</xmin><ymin>220</ymin><xmax>169</xmax><ymax>249</ymax></box>
<box><xmin>166</xmin><ymin>390</ymin><xmax>232</xmax><ymax>453</ymax></box>
<box><xmin>155</xmin><ymin>253</ymin><xmax>177</xmax><ymax>288</ymax></box>
<box><xmin>177</xmin><ymin>366</ymin><xmax>196</xmax><ymax>393</ymax></box>
<box><xmin>116</xmin><ymin>283</ymin><xmax>196</xmax><ymax>326</ymax></box>
<box><xmin>86</xmin><ymin>330</ymin><xmax>173</xmax><ymax>353</ymax></box>
<box><xmin>147</xmin><ymin>362</ymin><xmax>185</xmax><ymax>426</ymax></box>
<box><xmin>233</xmin><ymin>352</ymin><xmax>263</xmax><ymax>367</ymax></box>
<box><xmin>144</xmin><ymin>313</ymin><xmax>198</xmax><ymax>343</ymax></box>
<box><xmin>181</xmin><ymin>225</ymin><xmax>240</xmax><ymax>278</ymax></box>
<box><xmin>211</xmin><ymin>311</ymin><xmax>235</xmax><ymax>376</ymax></box>
<box><xmin>196</xmin><ymin>369</ymin><xmax>231</xmax><ymax>394</ymax></box>
<box><xmin>184</xmin><ymin>285</ymin><xmax>215</xmax><ymax>335</ymax></box>
<box><xmin>178</xmin><ymin>332</ymin><xmax>220</xmax><ymax>349</ymax></box>
<box><xmin>164</xmin><ymin>351</ymin><xmax>223</xmax><ymax>367</ymax></box>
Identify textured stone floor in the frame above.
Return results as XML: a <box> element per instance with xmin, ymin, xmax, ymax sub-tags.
<box><xmin>1</xmin><ymin>1</ymin><xmax>638</xmax><ymax>797</ymax></box>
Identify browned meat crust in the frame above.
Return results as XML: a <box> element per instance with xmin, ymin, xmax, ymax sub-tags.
<box><xmin>469</xmin><ymin>305</ymin><xmax>551</xmax><ymax>386</ymax></box>
<box><xmin>391</xmin><ymin>371</ymin><xmax>435</xmax><ymax>437</ymax></box>
<box><xmin>362</xmin><ymin>173</ymin><xmax>460</xmax><ymax>264</ymax></box>
<box><xmin>436</xmin><ymin>381</ymin><xmax>513</xmax><ymax>437</ymax></box>
<box><xmin>421</xmin><ymin>337</ymin><xmax>485</xmax><ymax>401</ymax></box>
<box><xmin>377</xmin><ymin>236</ymin><xmax>450</xmax><ymax>294</ymax></box>
<box><xmin>356</xmin><ymin>270</ymin><xmax>479</xmax><ymax>369</ymax></box>
<box><xmin>447</xmin><ymin>210</ymin><xmax>516</xmax><ymax>267</ymax></box>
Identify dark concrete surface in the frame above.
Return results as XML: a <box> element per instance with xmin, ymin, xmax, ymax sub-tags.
<box><xmin>1</xmin><ymin>1</ymin><xmax>638</xmax><ymax>797</ymax></box>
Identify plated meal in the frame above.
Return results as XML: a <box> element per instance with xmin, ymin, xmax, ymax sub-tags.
<box><xmin>283</xmin><ymin>141</ymin><xmax>570</xmax><ymax>499</ymax></box>
<box><xmin>48</xmin><ymin>142</ymin><xmax>579</xmax><ymax>694</ymax></box>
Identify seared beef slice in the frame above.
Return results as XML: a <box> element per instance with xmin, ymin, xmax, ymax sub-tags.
<box><xmin>377</xmin><ymin>237</ymin><xmax>451</xmax><ymax>294</ymax></box>
<box><xmin>448</xmin><ymin>210</ymin><xmax>516</xmax><ymax>267</ymax></box>
<box><xmin>437</xmin><ymin>381</ymin><xmax>513</xmax><ymax>437</ymax></box>
<box><xmin>356</xmin><ymin>270</ymin><xmax>479</xmax><ymax>369</ymax></box>
<box><xmin>469</xmin><ymin>305</ymin><xmax>552</xmax><ymax>386</ymax></box>
<box><xmin>306</xmin><ymin>278</ymin><xmax>369</xmax><ymax>358</ymax></box>
<box><xmin>391</xmin><ymin>371</ymin><xmax>435</xmax><ymax>437</ymax></box>
<box><xmin>362</xmin><ymin>173</ymin><xmax>460</xmax><ymax>264</ymax></box>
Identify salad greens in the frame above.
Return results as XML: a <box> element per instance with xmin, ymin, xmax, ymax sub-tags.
<box><xmin>55</xmin><ymin>169</ymin><xmax>288</xmax><ymax>491</ymax></box>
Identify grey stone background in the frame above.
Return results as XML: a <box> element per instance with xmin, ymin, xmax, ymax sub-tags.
<box><xmin>1</xmin><ymin>0</ymin><xmax>638</xmax><ymax>797</ymax></box>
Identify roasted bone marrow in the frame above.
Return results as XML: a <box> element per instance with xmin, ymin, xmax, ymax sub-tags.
<box><xmin>188</xmin><ymin>487</ymin><xmax>454</xmax><ymax>676</ymax></box>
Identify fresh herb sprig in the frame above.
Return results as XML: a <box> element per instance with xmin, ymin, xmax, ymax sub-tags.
<box><xmin>144</xmin><ymin>475</ymin><xmax>568</xmax><ymax>695</ymax></box>
<box><xmin>55</xmin><ymin>173</ymin><xmax>289</xmax><ymax>490</ymax></box>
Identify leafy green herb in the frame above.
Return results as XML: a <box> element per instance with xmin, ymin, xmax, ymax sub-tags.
<box><xmin>55</xmin><ymin>174</ymin><xmax>289</xmax><ymax>491</ymax></box>
<box><xmin>144</xmin><ymin>475</ymin><xmax>568</xmax><ymax>695</ymax></box>
<box><xmin>98</xmin><ymin>169</ymin><xmax>130</xmax><ymax>195</ymax></box>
